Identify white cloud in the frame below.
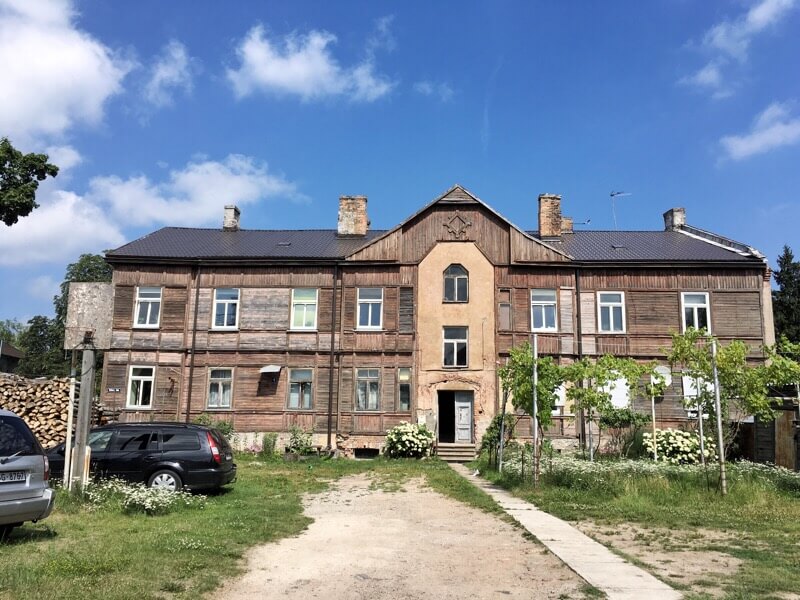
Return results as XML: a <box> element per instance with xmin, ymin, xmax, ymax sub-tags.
<box><xmin>226</xmin><ymin>20</ymin><xmax>396</xmax><ymax>102</ymax></box>
<box><xmin>720</xmin><ymin>101</ymin><xmax>800</xmax><ymax>160</ymax></box>
<box><xmin>45</xmin><ymin>145</ymin><xmax>82</xmax><ymax>172</ymax></box>
<box><xmin>0</xmin><ymin>190</ymin><xmax>125</xmax><ymax>266</ymax></box>
<box><xmin>88</xmin><ymin>154</ymin><xmax>303</xmax><ymax>227</ymax></box>
<box><xmin>413</xmin><ymin>81</ymin><xmax>454</xmax><ymax>102</ymax></box>
<box><xmin>0</xmin><ymin>0</ymin><xmax>133</xmax><ymax>144</ymax></box>
<box><xmin>680</xmin><ymin>0</ymin><xmax>796</xmax><ymax>97</ymax></box>
<box><xmin>26</xmin><ymin>275</ymin><xmax>60</xmax><ymax>302</ymax></box>
<box><xmin>143</xmin><ymin>40</ymin><xmax>195</xmax><ymax>109</ymax></box>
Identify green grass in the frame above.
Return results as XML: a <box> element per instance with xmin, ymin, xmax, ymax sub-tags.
<box><xmin>477</xmin><ymin>455</ymin><xmax>800</xmax><ymax>600</ymax></box>
<box><xmin>0</xmin><ymin>457</ymin><xmax>503</xmax><ymax>600</ymax></box>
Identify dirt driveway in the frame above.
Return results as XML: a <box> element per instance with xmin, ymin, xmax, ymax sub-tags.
<box><xmin>219</xmin><ymin>474</ymin><xmax>586</xmax><ymax>599</ymax></box>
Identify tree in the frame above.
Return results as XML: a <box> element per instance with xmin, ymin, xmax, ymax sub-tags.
<box><xmin>0</xmin><ymin>138</ymin><xmax>59</xmax><ymax>226</ymax></box>
<box><xmin>498</xmin><ymin>342</ymin><xmax>564</xmax><ymax>430</ymax></box>
<box><xmin>0</xmin><ymin>319</ymin><xmax>26</xmax><ymax>346</ymax></box>
<box><xmin>773</xmin><ymin>245</ymin><xmax>800</xmax><ymax>343</ymax></box>
<box><xmin>15</xmin><ymin>316</ymin><xmax>64</xmax><ymax>378</ymax></box>
<box><xmin>53</xmin><ymin>253</ymin><xmax>113</xmax><ymax>326</ymax></box>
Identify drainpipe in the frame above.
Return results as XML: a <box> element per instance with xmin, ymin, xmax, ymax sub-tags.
<box><xmin>185</xmin><ymin>262</ymin><xmax>202</xmax><ymax>423</ymax></box>
<box><xmin>326</xmin><ymin>263</ymin><xmax>340</xmax><ymax>450</ymax></box>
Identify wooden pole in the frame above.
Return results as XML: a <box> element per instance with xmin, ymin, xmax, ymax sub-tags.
<box><xmin>650</xmin><ymin>386</ymin><xmax>658</xmax><ymax>462</ymax></box>
<box><xmin>71</xmin><ymin>345</ymin><xmax>94</xmax><ymax>489</ymax></box>
<box><xmin>711</xmin><ymin>339</ymin><xmax>728</xmax><ymax>496</ymax></box>
<box><xmin>64</xmin><ymin>351</ymin><xmax>77</xmax><ymax>488</ymax></box>
<box><xmin>696</xmin><ymin>377</ymin><xmax>706</xmax><ymax>468</ymax></box>
<box><xmin>498</xmin><ymin>387</ymin><xmax>508</xmax><ymax>473</ymax></box>
<box><xmin>532</xmin><ymin>334</ymin><xmax>539</xmax><ymax>486</ymax></box>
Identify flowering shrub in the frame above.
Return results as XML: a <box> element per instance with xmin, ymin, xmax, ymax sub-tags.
<box><xmin>383</xmin><ymin>422</ymin><xmax>435</xmax><ymax>458</ymax></box>
<box><xmin>643</xmin><ymin>428</ymin><xmax>717</xmax><ymax>465</ymax></box>
<box><xmin>82</xmin><ymin>478</ymin><xmax>205</xmax><ymax>515</ymax></box>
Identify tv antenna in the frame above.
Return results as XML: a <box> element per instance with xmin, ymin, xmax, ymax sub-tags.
<box><xmin>610</xmin><ymin>191</ymin><xmax>631</xmax><ymax>231</ymax></box>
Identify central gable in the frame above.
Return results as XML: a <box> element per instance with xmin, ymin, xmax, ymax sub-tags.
<box><xmin>347</xmin><ymin>184</ymin><xmax>570</xmax><ymax>265</ymax></box>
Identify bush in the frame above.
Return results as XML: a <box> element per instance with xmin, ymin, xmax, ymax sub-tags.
<box><xmin>193</xmin><ymin>413</ymin><xmax>235</xmax><ymax>440</ymax></box>
<box><xmin>286</xmin><ymin>425</ymin><xmax>314</xmax><ymax>454</ymax></box>
<box><xmin>384</xmin><ymin>422</ymin><xmax>435</xmax><ymax>458</ymax></box>
<box><xmin>643</xmin><ymin>428</ymin><xmax>717</xmax><ymax>465</ymax></box>
<box><xmin>261</xmin><ymin>432</ymin><xmax>278</xmax><ymax>458</ymax></box>
<box><xmin>80</xmin><ymin>478</ymin><xmax>204</xmax><ymax>515</ymax></box>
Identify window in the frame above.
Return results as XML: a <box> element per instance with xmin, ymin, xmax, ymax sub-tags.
<box><xmin>162</xmin><ymin>431</ymin><xmax>201</xmax><ymax>451</ymax></box>
<box><xmin>601</xmin><ymin>377</ymin><xmax>630</xmax><ymax>409</ymax></box>
<box><xmin>443</xmin><ymin>264</ymin><xmax>468</xmax><ymax>302</ymax></box>
<box><xmin>213</xmin><ymin>288</ymin><xmax>239</xmax><ymax>329</ymax></box>
<box><xmin>682</xmin><ymin>292</ymin><xmax>710</xmax><ymax>332</ymax></box>
<box><xmin>356</xmin><ymin>369</ymin><xmax>380</xmax><ymax>411</ymax></box>
<box><xmin>398</xmin><ymin>368</ymin><xmax>412</xmax><ymax>411</ymax></box>
<box><xmin>357</xmin><ymin>288</ymin><xmax>383</xmax><ymax>329</ymax></box>
<box><xmin>531</xmin><ymin>289</ymin><xmax>557</xmax><ymax>331</ymax></box>
<box><xmin>127</xmin><ymin>366</ymin><xmax>154</xmax><ymax>408</ymax></box>
<box><xmin>291</xmin><ymin>288</ymin><xmax>318</xmax><ymax>330</ymax></box>
<box><xmin>207</xmin><ymin>368</ymin><xmax>233</xmax><ymax>409</ymax></box>
<box><xmin>288</xmin><ymin>369</ymin><xmax>313</xmax><ymax>409</ymax></box>
<box><xmin>597</xmin><ymin>292</ymin><xmax>626</xmax><ymax>333</ymax></box>
<box><xmin>88</xmin><ymin>430</ymin><xmax>113</xmax><ymax>453</ymax></box>
<box><xmin>498</xmin><ymin>289</ymin><xmax>512</xmax><ymax>330</ymax></box>
<box><xmin>134</xmin><ymin>287</ymin><xmax>162</xmax><ymax>328</ymax></box>
<box><xmin>443</xmin><ymin>326</ymin><xmax>468</xmax><ymax>367</ymax></box>
<box><xmin>109</xmin><ymin>430</ymin><xmax>156</xmax><ymax>451</ymax></box>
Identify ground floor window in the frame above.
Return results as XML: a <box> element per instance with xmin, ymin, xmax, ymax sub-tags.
<box><xmin>208</xmin><ymin>368</ymin><xmax>233</xmax><ymax>409</ymax></box>
<box><xmin>288</xmin><ymin>369</ymin><xmax>313</xmax><ymax>409</ymax></box>
<box><xmin>127</xmin><ymin>366</ymin><xmax>154</xmax><ymax>408</ymax></box>
<box><xmin>356</xmin><ymin>369</ymin><xmax>380</xmax><ymax>411</ymax></box>
<box><xmin>398</xmin><ymin>368</ymin><xmax>411</xmax><ymax>411</ymax></box>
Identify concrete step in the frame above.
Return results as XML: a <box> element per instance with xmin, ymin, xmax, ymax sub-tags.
<box><xmin>436</xmin><ymin>444</ymin><xmax>476</xmax><ymax>462</ymax></box>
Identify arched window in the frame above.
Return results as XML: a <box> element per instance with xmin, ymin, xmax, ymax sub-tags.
<box><xmin>443</xmin><ymin>264</ymin><xmax>468</xmax><ymax>303</ymax></box>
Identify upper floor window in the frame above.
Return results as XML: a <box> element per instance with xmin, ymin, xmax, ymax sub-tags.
<box><xmin>498</xmin><ymin>289</ymin><xmax>512</xmax><ymax>331</ymax></box>
<box><xmin>531</xmin><ymin>289</ymin><xmax>557</xmax><ymax>332</ymax></box>
<box><xmin>356</xmin><ymin>369</ymin><xmax>380</xmax><ymax>411</ymax></box>
<box><xmin>288</xmin><ymin>368</ymin><xmax>313</xmax><ymax>409</ymax></box>
<box><xmin>357</xmin><ymin>288</ymin><xmax>383</xmax><ymax>329</ymax></box>
<box><xmin>207</xmin><ymin>368</ymin><xmax>233</xmax><ymax>409</ymax></box>
<box><xmin>398</xmin><ymin>368</ymin><xmax>412</xmax><ymax>411</ymax></box>
<box><xmin>598</xmin><ymin>292</ymin><xmax>625</xmax><ymax>333</ymax></box>
<box><xmin>443</xmin><ymin>264</ymin><xmax>468</xmax><ymax>303</ymax></box>
<box><xmin>443</xmin><ymin>326</ymin><xmax>468</xmax><ymax>367</ymax></box>
<box><xmin>291</xmin><ymin>288</ymin><xmax>318</xmax><ymax>330</ymax></box>
<box><xmin>682</xmin><ymin>292</ymin><xmax>710</xmax><ymax>332</ymax></box>
<box><xmin>127</xmin><ymin>366</ymin><xmax>154</xmax><ymax>409</ymax></box>
<box><xmin>134</xmin><ymin>287</ymin><xmax>162</xmax><ymax>328</ymax></box>
<box><xmin>213</xmin><ymin>288</ymin><xmax>239</xmax><ymax>329</ymax></box>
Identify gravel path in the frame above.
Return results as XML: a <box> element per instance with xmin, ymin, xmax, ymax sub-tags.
<box><xmin>218</xmin><ymin>474</ymin><xmax>584</xmax><ymax>599</ymax></box>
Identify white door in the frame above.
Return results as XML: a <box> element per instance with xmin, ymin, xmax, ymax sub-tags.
<box><xmin>454</xmin><ymin>392</ymin><xmax>473</xmax><ymax>443</ymax></box>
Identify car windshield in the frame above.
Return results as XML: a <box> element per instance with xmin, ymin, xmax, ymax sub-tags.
<box><xmin>0</xmin><ymin>417</ymin><xmax>41</xmax><ymax>457</ymax></box>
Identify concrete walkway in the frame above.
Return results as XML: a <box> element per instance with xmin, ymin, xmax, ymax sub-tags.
<box><xmin>450</xmin><ymin>463</ymin><xmax>682</xmax><ymax>600</ymax></box>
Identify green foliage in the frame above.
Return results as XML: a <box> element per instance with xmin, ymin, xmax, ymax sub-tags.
<box><xmin>15</xmin><ymin>315</ymin><xmax>64</xmax><ymax>378</ymax></box>
<box><xmin>0</xmin><ymin>137</ymin><xmax>59</xmax><ymax>226</ymax></box>
<box><xmin>600</xmin><ymin>407</ymin><xmax>651</xmax><ymax>458</ymax></box>
<box><xmin>0</xmin><ymin>318</ymin><xmax>26</xmax><ymax>346</ymax></box>
<box><xmin>384</xmin><ymin>422</ymin><xmax>435</xmax><ymax>458</ymax></box>
<box><xmin>286</xmin><ymin>425</ymin><xmax>314</xmax><ymax>454</ymax></box>
<box><xmin>192</xmin><ymin>413</ymin><xmax>235</xmax><ymax>440</ymax></box>
<box><xmin>261</xmin><ymin>432</ymin><xmax>279</xmax><ymax>458</ymax></box>
<box><xmin>773</xmin><ymin>245</ymin><xmax>800</xmax><ymax>343</ymax></box>
<box><xmin>480</xmin><ymin>413</ymin><xmax>517</xmax><ymax>451</ymax></box>
<box><xmin>53</xmin><ymin>253</ymin><xmax>113</xmax><ymax>327</ymax></box>
<box><xmin>643</xmin><ymin>428</ymin><xmax>717</xmax><ymax>464</ymax></box>
<box><xmin>498</xmin><ymin>341</ymin><xmax>564</xmax><ymax>429</ymax></box>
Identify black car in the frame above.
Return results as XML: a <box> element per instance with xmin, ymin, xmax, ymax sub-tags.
<box><xmin>48</xmin><ymin>423</ymin><xmax>236</xmax><ymax>492</ymax></box>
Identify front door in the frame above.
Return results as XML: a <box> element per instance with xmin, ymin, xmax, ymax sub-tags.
<box><xmin>454</xmin><ymin>391</ymin><xmax>473</xmax><ymax>443</ymax></box>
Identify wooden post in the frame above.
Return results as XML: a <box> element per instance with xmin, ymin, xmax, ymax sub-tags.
<box><xmin>696</xmin><ymin>377</ymin><xmax>706</xmax><ymax>468</ymax></box>
<box><xmin>498</xmin><ymin>387</ymin><xmax>508</xmax><ymax>473</ymax></box>
<box><xmin>531</xmin><ymin>333</ymin><xmax>539</xmax><ymax>486</ymax></box>
<box><xmin>64</xmin><ymin>351</ymin><xmax>77</xmax><ymax>488</ymax></box>
<box><xmin>71</xmin><ymin>345</ymin><xmax>94</xmax><ymax>489</ymax></box>
<box><xmin>650</xmin><ymin>386</ymin><xmax>658</xmax><ymax>462</ymax></box>
<box><xmin>711</xmin><ymin>339</ymin><xmax>728</xmax><ymax>496</ymax></box>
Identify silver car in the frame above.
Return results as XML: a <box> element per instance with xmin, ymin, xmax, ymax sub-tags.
<box><xmin>0</xmin><ymin>409</ymin><xmax>55</xmax><ymax>539</ymax></box>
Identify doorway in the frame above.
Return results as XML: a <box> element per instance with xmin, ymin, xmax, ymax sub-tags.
<box><xmin>437</xmin><ymin>390</ymin><xmax>473</xmax><ymax>443</ymax></box>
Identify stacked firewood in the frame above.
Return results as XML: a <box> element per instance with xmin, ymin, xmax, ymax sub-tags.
<box><xmin>0</xmin><ymin>374</ymin><xmax>102</xmax><ymax>448</ymax></box>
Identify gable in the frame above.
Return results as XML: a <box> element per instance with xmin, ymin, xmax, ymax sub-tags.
<box><xmin>347</xmin><ymin>185</ymin><xmax>570</xmax><ymax>265</ymax></box>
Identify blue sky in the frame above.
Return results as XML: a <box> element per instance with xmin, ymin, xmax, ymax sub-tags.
<box><xmin>1</xmin><ymin>0</ymin><xmax>799</xmax><ymax>322</ymax></box>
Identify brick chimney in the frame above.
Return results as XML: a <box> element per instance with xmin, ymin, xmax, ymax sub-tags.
<box><xmin>223</xmin><ymin>205</ymin><xmax>240</xmax><ymax>231</ymax></box>
<box><xmin>337</xmin><ymin>195</ymin><xmax>369</xmax><ymax>237</ymax></box>
<box><xmin>663</xmin><ymin>207</ymin><xmax>686</xmax><ymax>231</ymax></box>
<box><xmin>538</xmin><ymin>194</ymin><xmax>562</xmax><ymax>239</ymax></box>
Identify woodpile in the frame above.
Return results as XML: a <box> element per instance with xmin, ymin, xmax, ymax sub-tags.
<box><xmin>0</xmin><ymin>373</ymin><xmax>103</xmax><ymax>448</ymax></box>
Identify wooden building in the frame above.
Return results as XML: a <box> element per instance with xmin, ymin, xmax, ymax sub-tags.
<box><xmin>102</xmin><ymin>185</ymin><xmax>774</xmax><ymax>455</ymax></box>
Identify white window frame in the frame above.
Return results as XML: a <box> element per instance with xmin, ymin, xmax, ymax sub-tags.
<box><xmin>681</xmin><ymin>292</ymin><xmax>711</xmax><ymax>333</ymax></box>
<box><xmin>212</xmin><ymin>288</ymin><xmax>240</xmax><ymax>330</ymax></box>
<box><xmin>207</xmin><ymin>367</ymin><xmax>233</xmax><ymax>410</ymax></box>
<box><xmin>530</xmin><ymin>289</ymin><xmax>558</xmax><ymax>332</ymax></box>
<box><xmin>443</xmin><ymin>264</ymin><xmax>469</xmax><ymax>303</ymax></box>
<box><xmin>290</xmin><ymin>288</ymin><xmax>318</xmax><ymax>330</ymax></box>
<box><xmin>356</xmin><ymin>368</ymin><xmax>380</xmax><ymax>411</ymax></box>
<box><xmin>597</xmin><ymin>291</ymin><xmax>626</xmax><ymax>334</ymax></box>
<box><xmin>288</xmin><ymin>368</ymin><xmax>313</xmax><ymax>409</ymax></box>
<box><xmin>397</xmin><ymin>368</ymin><xmax>412</xmax><ymax>412</ymax></box>
<box><xmin>443</xmin><ymin>326</ymin><xmax>469</xmax><ymax>368</ymax></box>
<box><xmin>356</xmin><ymin>288</ymin><xmax>383</xmax><ymax>330</ymax></box>
<box><xmin>127</xmin><ymin>366</ymin><xmax>154</xmax><ymax>409</ymax></box>
<box><xmin>133</xmin><ymin>286</ymin><xmax>162</xmax><ymax>329</ymax></box>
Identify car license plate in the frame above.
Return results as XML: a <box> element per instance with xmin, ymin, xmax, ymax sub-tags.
<box><xmin>0</xmin><ymin>471</ymin><xmax>26</xmax><ymax>483</ymax></box>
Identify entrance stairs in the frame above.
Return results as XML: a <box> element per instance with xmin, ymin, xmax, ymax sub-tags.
<box><xmin>436</xmin><ymin>443</ymin><xmax>476</xmax><ymax>463</ymax></box>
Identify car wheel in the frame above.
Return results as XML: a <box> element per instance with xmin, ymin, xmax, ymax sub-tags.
<box><xmin>148</xmin><ymin>470</ymin><xmax>183</xmax><ymax>491</ymax></box>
